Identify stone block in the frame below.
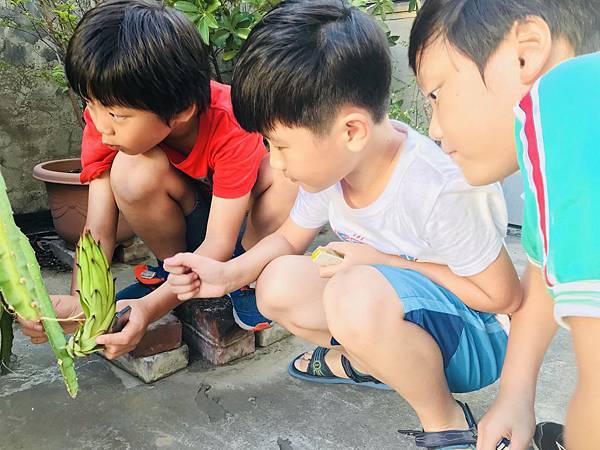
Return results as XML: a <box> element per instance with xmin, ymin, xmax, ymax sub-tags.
<box><xmin>113</xmin><ymin>237</ymin><xmax>153</xmax><ymax>264</ymax></box>
<box><xmin>175</xmin><ymin>297</ymin><xmax>255</xmax><ymax>365</ymax></box>
<box><xmin>43</xmin><ymin>237</ymin><xmax>75</xmax><ymax>267</ymax></box>
<box><xmin>44</xmin><ymin>236</ymin><xmax>152</xmax><ymax>266</ymax></box>
<box><xmin>131</xmin><ymin>313</ymin><xmax>182</xmax><ymax>358</ymax></box>
<box><xmin>255</xmin><ymin>323</ymin><xmax>291</xmax><ymax>347</ymax></box>
<box><xmin>109</xmin><ymin>344</ymin><xmax>189</xmax><ymax>384</ymax></box>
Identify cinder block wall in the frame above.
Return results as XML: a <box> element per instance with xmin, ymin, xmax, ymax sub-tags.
<box><xmin>0</xmin><ymin>26</ymin><xmax>82</xmax><ymax>214</ymax></box>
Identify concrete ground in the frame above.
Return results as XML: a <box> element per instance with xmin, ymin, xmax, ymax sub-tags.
<box><xmin>0</xmin><ymin>229</ymin><xmax>576</xmax><ymax>449</ymax></box>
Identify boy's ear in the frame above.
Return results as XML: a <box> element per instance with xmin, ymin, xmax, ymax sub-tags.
<box><xmin>169</xmin><ymin>104</ymin><xmax>197</xmax><ymax>127</ymax></box>
<box><xmin>512</xmin><ymin>16</ymin><xmax>553</xmax><ymax>85</ymax></box>
<box><xmin>340</xmin><ymin>111</ymin><xmax>371</xmax><ymax>153</ymax></box>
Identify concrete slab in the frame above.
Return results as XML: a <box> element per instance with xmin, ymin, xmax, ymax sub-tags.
<box><xmin>0</xmin><ymin>229</ymin><xmax>577</xmax><ymax>449</ymax></box>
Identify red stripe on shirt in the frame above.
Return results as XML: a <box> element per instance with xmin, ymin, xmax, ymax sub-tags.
<box><xmin>520</xmin><ymin>92</ymin><xmax>550</xmax><ymax>266</ymax></box>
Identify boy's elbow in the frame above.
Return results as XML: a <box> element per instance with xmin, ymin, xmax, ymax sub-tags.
<box><xmin>495</xmin><ymin>285</ymin><xmax>524</xmax><ymax>314</ymax></box>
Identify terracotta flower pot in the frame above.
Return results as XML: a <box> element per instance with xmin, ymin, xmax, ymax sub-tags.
<box><xmin>33</xmin><ymin>158</ymin><xmax>135</xmax><ymax>247</ymax></box>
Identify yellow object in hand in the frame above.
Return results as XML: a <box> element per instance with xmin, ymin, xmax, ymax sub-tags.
<box><xmin>310</xmin><ymin>246</ymin><xmax>344</xmax><ymax>266</ymax></box>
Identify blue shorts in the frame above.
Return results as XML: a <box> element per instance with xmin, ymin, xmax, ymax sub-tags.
<box><xmin>373</xmin><ymin>265</ymin><xmax>507</xmax><ymax>393</ymax></box>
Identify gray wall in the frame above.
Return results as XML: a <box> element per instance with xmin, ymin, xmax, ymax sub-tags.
<box><xmin>0</xmin><ymin>26</ymin><xmax>82</xmax><ymax>214</ymax></box>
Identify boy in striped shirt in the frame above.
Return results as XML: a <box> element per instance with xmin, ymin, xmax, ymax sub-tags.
<box><xmin>409</xmin><ymin>1</ymin><xmax>599</xmax><ymax>449</ymax></box>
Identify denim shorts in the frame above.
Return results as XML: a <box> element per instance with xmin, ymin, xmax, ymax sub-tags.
<box><xmin>373</xmin><ymin>265</ymin><xmax>508</xmax><ymax>393</ymax></box>
<box><xmin>184</xmin><ymin>186</ymin><xmax>212</xmax><ymax>252</ymax></box>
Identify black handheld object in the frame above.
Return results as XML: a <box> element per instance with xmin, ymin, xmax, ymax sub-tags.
<box><xmin>110</xmin><ymin>305</ymin><xmax>131</xmax><ymax>333</ymax></box>
<box><xmin>496</xmin><ymin>437</ymin><xmax>510</xmax><ymax>449</ymax></box>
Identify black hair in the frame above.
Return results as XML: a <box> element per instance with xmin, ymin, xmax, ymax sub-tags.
<box><xmin>231</xmin><ymin>0</ymin><xmax>391</xmax><ymax>135</ymax></box>
<box><xmin>409</xmin><ymin>0</ymin><xmax>600</xmax><ymax>75</ymax></box>
<box><xmin>66</xmin><ymin>0</ymin><xmax>211</xmax><ymax>123</ymax></box>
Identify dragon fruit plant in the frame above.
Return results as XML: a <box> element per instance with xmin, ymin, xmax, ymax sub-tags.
<box><xmin>0</xmin><ymin>169</ymin><xmax>117</xmax><ymax>397</ymax></box>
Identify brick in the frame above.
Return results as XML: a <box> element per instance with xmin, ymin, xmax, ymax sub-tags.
<box><xmin>175</xmin><ymin>297</ymin><xmax>255</xmax><ymax>365</ymax></box>
<box><xmin>181</xmin><ymin>322</ymin><xmax>255</xmax><ymax>365</ymax></box>
<box><xmin>175</xmin><ymin>297</ymin><xmax>249</xmax><ymax>346</ymax></box>
<box><xmin>43</xmin><ymin>237</ymin><xmax>75</xmax><ymax>267</ymax></box>
<box><xmin>255</xmin><ymin>323</ymin><xmax>291</xmax><ymax>347</ymax></box>
<box><xmin>113</xmin><ymin>237</ymin><xmax>152</xmax><ymax>264</ymax></box>
<box><xmin>44</xmin><ymin>236</ymin><xmax>152</xmax><ymax>266</ymax></box>
<box><xmin>109</xmin><ymin>344</ymin><xmax>189</xmax><ymax>383</ymax></box>
<box><xmin>130</xmin><ymin>313</ymin><xmax>182</xmax><ymax>358</ymax></box>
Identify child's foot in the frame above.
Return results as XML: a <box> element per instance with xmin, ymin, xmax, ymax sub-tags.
<box><xmin>533</xmin><ymin>422</ymin><xmax>566</xmax><ymax>450</ymax></box>
<box><xmin>293</xmin><ymin>348</ymin><xmax>349</xmax><ymax>378</ymax></box>
<box><xmin>116</xmin><ymin>261</ymin><xmax>167</xmax><ymax>300</ymax></box>
<box><xmin>399</xmin><ymin>401</ymin><xmax>477</xmax><ymax>450</ymax></box>
<box><xmin>229</xmin><ymin>287</ymin><xmax>272</xmax><ymax>331</ymax></box>
<box><xmin>289</xmin><ymin>347</ymin><xmax>392</xmax><ymax>390</ymax></box>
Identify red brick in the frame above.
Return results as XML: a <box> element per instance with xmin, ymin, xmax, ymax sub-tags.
<box><xmin>181</xmin><ymin>322</ymin><xmax>255</xmax><ymax>365</ymax></box>
<box><xmin>130</xmin><ymin>313</ymin><xmax>182</xmax><ymax>358</ymax></box>
<box><xmin>175</xmin><ymin>297</ymin><xmax>255</xmax><ymax>365</ymax></box>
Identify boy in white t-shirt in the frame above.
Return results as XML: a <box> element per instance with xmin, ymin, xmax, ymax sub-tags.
<box><xmin>163</xmin><ymin>1</ymin><xmax>522</xmax><ymax>448</ymax></box>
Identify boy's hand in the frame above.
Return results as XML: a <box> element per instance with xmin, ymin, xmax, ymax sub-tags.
<box><xmin>476</xmin><ymin>392</ymin><xmax>536</xmax><ymax>450</ymax></box>
<box><xmin>18</xmin><ymin>294</ymin><xmax>83</xmax><ymax>344</ymax></box>
<box><xmin>164</xmin><ymin>252</ymin><xmax>231</xmax><ymax>300</ymax></box>
<box><xmin>317</xmin><ymin>242</ymin><xmax>390</xmax><ymax>278</ymax></box>
<box><xmin>95</xmin><ymin>299</ymin><xmax>151</xmax><ymax>359</ymax></box>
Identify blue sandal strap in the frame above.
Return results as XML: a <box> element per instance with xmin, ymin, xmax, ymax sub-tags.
<box><xmin>306</xmin><ymin>347</ymin><xmax>336</xmax><ymax>378</ymax></box>
<box><xmin>340</xmin><ymin>355</ymin><xmax>383</xmax><ymax>384</ymax></box>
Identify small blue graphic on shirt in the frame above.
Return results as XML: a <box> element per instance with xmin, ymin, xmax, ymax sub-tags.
<box><xmin>335</xmin><ymin>230</ymin><xmax>366</xmax><ymax>244</ymax></box>
<box><xmin>335</xmin><ymin>230</ymin><xmax>418</xmax><ymax>262</ymax></box>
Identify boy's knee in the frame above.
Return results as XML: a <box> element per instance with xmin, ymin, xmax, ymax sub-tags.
<box><xmin>256</xmin><ymin>255</ymin><xmax>306</xmax><ymax>317</ymax></box>
<box><xmin>111</xmin><ymin>147</ymin><xmax>169</xmax><ymax>203</ymax></box>
<box><xmin>323</xmin><ymin>266</ymin><xmax>386</xmax><ymax>339</ymax></box>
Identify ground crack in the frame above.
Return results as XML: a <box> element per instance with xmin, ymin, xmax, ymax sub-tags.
<box><xmin>195</xmin><ymin>383</ymin><xmax>228</xmax><ymax>423</ymax></box>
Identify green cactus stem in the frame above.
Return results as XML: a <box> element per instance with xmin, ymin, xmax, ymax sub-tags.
<box><xmin>0</xmin><ymin>170</ymin><xmax>78</xmax><ymax>397</ymax></box>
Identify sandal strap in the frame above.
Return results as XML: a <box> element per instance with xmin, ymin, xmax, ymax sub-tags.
<box><xmin>398</xmin><ymin>429</ymin><xmax>477</xmax><ymax>449</ymax></box>
<box><xmin>398</xmin><ymin>401</ymin><xmax>478</xmax><ymax>449</ymax></box>
<box><xmin>306</xmin><ymin>347</ymin><xmax>336</xmax><ymax>378</ymax></box>
<box><xmin>340</xmin><ymin>355</ymin><xmax>382</xmax><ymax>384</ymax></box>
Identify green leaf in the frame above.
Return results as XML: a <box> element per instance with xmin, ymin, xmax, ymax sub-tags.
<box><xmin>212</xmin><ymin>29</ymin><xmax>230</xmax><ymax>47</ymax></box>
<box><xmin>174</xmin><ymin>1</ymin><xmax>199</xmax><ymax>13</ymax></box>
<box><xmin>237</xmin><ymin>17</ymin><xmax>254</xmax><ymax>29</ymax></box>
<box><xmin>197</xmin><ymin>18</ymin><xmax>210</xmax><ymax>44</ymax></box>
<box><xmin>223</xmin><ymin>49</ymin><xmax>239</xmax><ymax>61</ymax></box>
<box><xmin>206</xmin><ymin>0</ymin><xmax>221</xmax><ymax>13</ymax></box>
<box><xmin>235</xmin><ymin>27</ymin><xmax>251</xmax><ymax>40</ymax></box>
<box><xmin>205</xmin><ymin>13</ymin><xmax>219</xmax><ymax>29</ymax></box>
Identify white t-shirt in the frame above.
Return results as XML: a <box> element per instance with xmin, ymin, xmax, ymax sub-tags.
<box><xmin>290</xmin><ymin>121</ymin><xmax>508</xmax><ymax>277</ymax></box>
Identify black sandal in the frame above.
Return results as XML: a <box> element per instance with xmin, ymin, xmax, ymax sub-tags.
<box><xmin>398</xmin><ymin>401</ymin><xmax>478</xmax><ymax>449</ymax></box>
<box><xmin>287</xmin><ymin>346</ymin><xmax>392</xmax><ymax>390</ymax></box>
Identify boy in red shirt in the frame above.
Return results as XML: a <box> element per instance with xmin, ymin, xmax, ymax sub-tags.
<box><xmin>20</xmin><ymin>0</ymin><xmax>296</xmax><ymax>351</ymax></box>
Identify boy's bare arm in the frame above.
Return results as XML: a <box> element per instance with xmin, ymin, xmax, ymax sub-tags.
<box><xmin>392</xmin><ymin>247</ymin><xmax>521</xmax><ymax>313</ymax></box>
<box><xmin>476</xmin><ymin>263</ymin><xmax>558</xmax><ymax>450</ymax></box>
<box><xmin>72</xmin><ymin>172</ymin><xmax>119</xmax><ymax>294</ymax></box>
<box><xmin>461</xmin><ymin>246</ymin><xmax>523</xmax><ymax>313</ymax></box>
<box><xmin>164</xmin><ymin>218</ymin><xmax>320</xmax><ymax>302</ymax></box>
<box><xmin>321</xmin><ymin>243</ymin><xmax>521</xmax><ymax>314</ymax></box>
<box><xmin>127</xmin><ymin>193</ymin><xmax>251</xmax><ymax>323</ymax></box>
<box><xmin>194</xmin><ymin>194</ymin><xmax>250</xmax><ymax>261</ymax></box>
